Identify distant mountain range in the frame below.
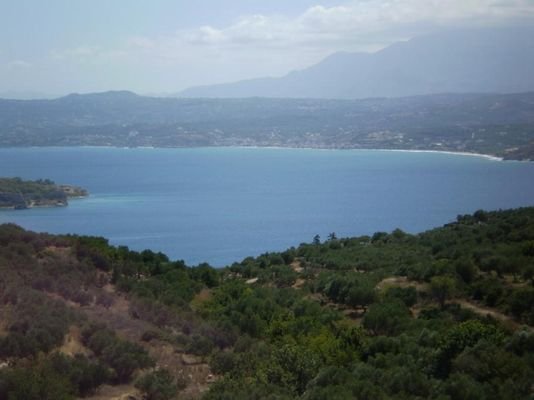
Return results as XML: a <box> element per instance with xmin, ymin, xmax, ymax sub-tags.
<box><xmin>0</xmin><ymin>90</ymin><xmax>533</xmax><ymax>160</ymax></box>
<box><xmin>0</xmin><ymin>91</ymin><xmax>60</xmax><ymax>100</ymax></box>
<box><xmin>179</xmin><ymin>27</ymin><xmax>534</xmax><ymax>99</ymax></box>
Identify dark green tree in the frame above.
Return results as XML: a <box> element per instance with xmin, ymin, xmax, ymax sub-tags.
<box><xmin>135</xmin><ymin>369</ymin><xmax>178</xmax><ymax>400</ymax></box>
<box><xmin>430</xmin><ymin>276</ymin><xmax>456</xmax><ymax>309</ymax></box>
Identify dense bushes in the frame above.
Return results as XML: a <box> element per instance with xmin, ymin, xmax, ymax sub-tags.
<box><xmin>314</xmin><ymin>272</ymin><xmax>376</xmax><ymax>309</ymax></box>
<box><xmin>0</xmin><ymin>293</ymin><xmax>77</xmax><ymax>358</ymax></box>
<box><xmin>200</xmin><ymin>208</ymin><xmax>534</xmax><ymax>399</ymax></box>
<box><xmin>135</xmin><ymin>369</ymin><xmax>180</xmax><ymax>400</ymax></box>
<box><xmin>1</xmin><ymin>207</ymin><xmax>534</xmax><ymax>399</ymax></box>
<box><xmin>0</xmin><ymin>353</ymin><xmax>109</xmax><ymax>400</ymax></box>
<box><xmin>81</xmin><ymin>323</ymin><xmax>154</xmax><ymax>383</ymax></box>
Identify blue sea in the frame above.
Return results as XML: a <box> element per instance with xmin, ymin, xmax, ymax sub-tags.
<box><xmin>1</xmin><ymin>147</ymin><xmax>533</xmax><ymax>266</ymax></box>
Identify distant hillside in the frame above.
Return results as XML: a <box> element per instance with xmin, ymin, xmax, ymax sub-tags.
<box><xmin>180</xmin><ymin>27</ymin><xmax>534</xmax><ymax>99</ymax></box>
<box><xmin>0</xmin><ymin>91</ymin><xmax>533</xmax><ymax>159</ymax></box>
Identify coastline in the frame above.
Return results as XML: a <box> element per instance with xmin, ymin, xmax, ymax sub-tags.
<box><xmin>360</xmin><ymin>148</ymin><xmax>504</xmax><ymax>161</ymax></box>
<box><xmin>0</xmin><ymin>203</ymin><xmax>65</xmax><ymax>210</ymax></box>
<box><xmin>225</xmin><ymin>145</ymin><xmax>505</xmax><ymax>161</ymax></box>
<box><xmin>0</xmin><ymin>196</ymin><xmax>88</xmax><ymax>211</ymax></box>
<box><xmin>0</xmin><ymin>144</ymin><xmax>508</xmax><ymax>161</ymax></box>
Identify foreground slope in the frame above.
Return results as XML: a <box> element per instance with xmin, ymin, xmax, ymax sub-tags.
<box><xmin>0</xmin><ymin>207</ymin><xmax>533</xmax><ymax>399</ymax></box>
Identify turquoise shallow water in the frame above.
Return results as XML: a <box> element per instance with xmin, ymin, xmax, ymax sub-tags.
<box><xmin>1</xmin><ymin>147</ymin><xmax>533</xmax><ymax>266</ymax></box>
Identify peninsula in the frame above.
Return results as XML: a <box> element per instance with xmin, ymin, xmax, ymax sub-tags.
<box><xmin>0</xmin><ymin>177</ymin><xmax>88</xmax><ymax>209</ymax></box>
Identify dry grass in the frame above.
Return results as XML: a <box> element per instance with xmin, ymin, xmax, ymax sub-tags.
<box><xmin>290</xmin><ymin>260</ymin><xmax>304</xmax><ymax>273</ymax></box>
<box><xmin>292</xmin><ymin>278</ymin><xmax>306</xmax><ymax>289</ymax></box>
<box><xmin>76</xmin><ymin>288</ymin><xmax>212</xmax><ymax>399</ymax></box>
<box><xmin>375</xmin><ymin>276</ymin><xmax>428</xmax><ymax>292</ymax></box>
<box><xmin>190</xmin><ymin>288</ymin><xmax>213</xmax><ymax>311</ymax></box>
<box><xmin>81</xmin><ymin>384</ymin><xmax>140</xmax><ymax>400</ymax></box>
<box><xmin>59</xmin><ymin>325</ymin><xmax>90</xmax><ymax>357</ymax></box>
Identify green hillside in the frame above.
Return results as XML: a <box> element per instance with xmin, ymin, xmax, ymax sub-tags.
<box><xmin>0</xmin><ymin>207</ymin><xmax>533</xmax><ymax>399</ymax></box>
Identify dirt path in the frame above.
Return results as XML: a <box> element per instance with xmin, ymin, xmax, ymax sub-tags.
<box><xmin>83</xmin><ymin>384</ymin><xmax>138</xmax><ymax>400</ymax></box>
<box><xmin>452</xmin><ymin>299</ymin><xmax>532</xmax><ymax>331</ymax></box>
<box><xmin>376</xmin><ymin>276</ymin><xmax>532</xmax><ymax>331</ymax></box>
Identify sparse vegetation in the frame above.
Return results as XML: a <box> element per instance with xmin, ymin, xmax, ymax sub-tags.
<box><xmin>0</xmin><ymin>207</ymin><xmax>534</xmax><ymax>398</ymax></box>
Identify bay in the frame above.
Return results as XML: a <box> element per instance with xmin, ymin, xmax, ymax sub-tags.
<box><xmin>1</xmin><ymin>147</ymin><xmax>533</xmax><ymax>266</ymax></box>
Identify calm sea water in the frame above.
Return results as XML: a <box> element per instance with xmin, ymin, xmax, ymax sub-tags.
<box><xmin>1</xmin><ymin>147</ymin><xmax>533</xmax><ymax>266</ymax></box>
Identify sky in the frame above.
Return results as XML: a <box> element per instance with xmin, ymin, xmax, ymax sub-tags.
<box><xmin>1</xmin><ymin>0</ymin><xmax>534</xmax><ymax>97</ymax></box>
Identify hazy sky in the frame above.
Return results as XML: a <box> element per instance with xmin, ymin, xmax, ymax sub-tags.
<box><xmin>1</xmin><ymin>0</ymin><xmax>533</xmax><ymax>96</ymax></box>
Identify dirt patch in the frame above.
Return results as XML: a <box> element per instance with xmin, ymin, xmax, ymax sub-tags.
<box><xmin>341</xmin><ymin>307</ymin><xmax>365</xmax><ymax>324</ymax></box>
<box><xmin>44</xmin><ymin>291</ymin><xmax>81</xmax><ymax>308</ymax></box>
<box><xmin>305</xmin><ymin>292</ymin><xmax>366</xmax><ymax>323</ymax></box>
<box><xmin>290</xmin><ymin>260</ymin><xmax>304</xmax><ymax>273</ymax></box>
<box><xmin>59</xmin><ymin>325</ymin><xmax>90</xmax><ymax>357</ymax></box>
<box><xmin>146</xmin><ymin>342</ymin><xmax>213</xmax><ymax>398</ymax></box>
<box><xmin>292</xmin><ymin>278</ymin><xmax>306</xmax><ymax>289</ymax></box>
<box><xmin>82</xmin><ymin>384</ymin><xmax>140</xmax><ymax>400</ymax></box>
<box><xmin>376</xmin><ymin>276</ymin><xmax>428</xmax><ymax>292</ymax></box>
<box><xmin>41</xmin><ymin>278</ymin><xmax>213</xmax><ymax>399</ymax></box>
<box><xmin>194</xmin><ymin>289</ymin><xmax>212</xmax><ymax>303</ymax></box>
<box><xmin>102</xmin><ymin>283</ymin><xmax>117</xmax><ymax>294</ymax></box>
<box><xmin>44</xmin><ymin>245</ymin><xmax>72</xmax><ymax>256</ymax></box>
<box><xmin>501</xmin><ymin>274</ymin><xmax>530</xmax><ymax>289</ymax></box>
<box><xmin>191</xmin><ymin>289</ymin><xmax>213</xmax><ymax>311</ymax></box>
<box><xmin>77</xmin><ymin>289</ymin><xmax>212</xmax><ymax>399</ymax></box>
<box><xmin>452</xmin><ymin>299</ymin><xmax>531</xmax><ymax>331</ymax></box>
<box><xmin>37</xmin><ymin>246</ymin><xmax>76</xmax><ymax>267</ymax></box>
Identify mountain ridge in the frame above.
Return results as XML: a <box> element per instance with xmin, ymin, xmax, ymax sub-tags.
<box><xmin>179</xmin><ymin>26</ymin><xmax>534</xmax><ymax>99</ymax></box>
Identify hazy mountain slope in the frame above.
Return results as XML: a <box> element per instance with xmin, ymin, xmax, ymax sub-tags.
<box><xmin>179</xmin><ymin>27</ymin><xmax>534</xmax><ymax>99</ymax></box>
